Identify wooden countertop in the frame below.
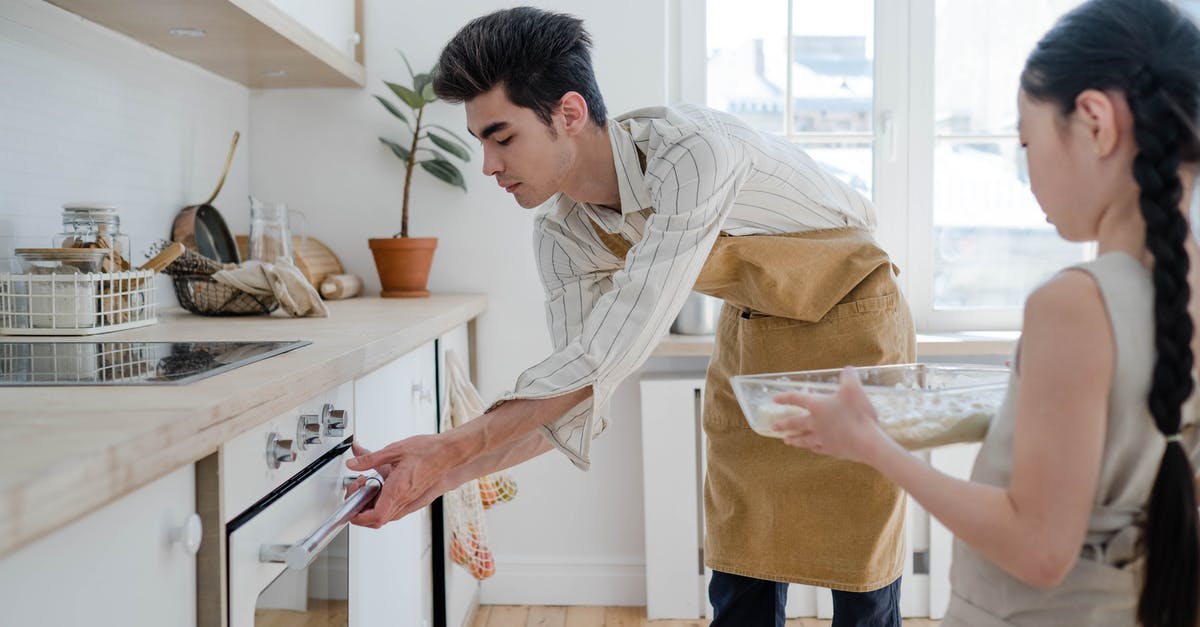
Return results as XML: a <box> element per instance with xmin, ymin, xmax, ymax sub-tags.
<box><xmin>0</xmin><ymin>294</ymin><xmax>487</xmax><ymax>559</ymax></box>
<box><xmin>652</xmin><ymin>330</ymin><xmax>1020</xmax><ymax>358</ymax></box>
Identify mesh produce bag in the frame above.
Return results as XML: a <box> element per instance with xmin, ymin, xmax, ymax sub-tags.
<box><xmin>441</xmin><ymin>351</ymin><xmax>518</xmax><ymax>579</ymax></box>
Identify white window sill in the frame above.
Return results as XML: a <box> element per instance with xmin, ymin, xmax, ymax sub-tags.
<box><xmin>653</xmin><ymin>331</ymin><xmax>1019</xmax><ymax>358</ymax></box>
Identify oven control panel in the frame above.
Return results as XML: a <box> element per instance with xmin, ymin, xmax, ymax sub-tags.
<box><xmin>220</xmin><ymin>381</ymin><xmax>355</xmax><ymax>522</ymax></box>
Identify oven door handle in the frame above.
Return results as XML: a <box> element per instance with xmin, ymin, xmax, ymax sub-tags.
<box><xmin>258</xmin><ymin>471</ymin><xmax>383</xmax><ymax>570</ymax></box>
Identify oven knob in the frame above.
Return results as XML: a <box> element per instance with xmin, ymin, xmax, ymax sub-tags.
<box><xmin>322</xmin><ymin>403</ymin><xmax>349</xmax><ymax>437</ymax></box>
<box><xmin>266</xmin><ymin>433</ymin><xmax>298</xmax><ymax>469</ymax></box>
<box><xmin>297</xmin><ymin>412</ymin><xmax>322</xmax><ymax>450</ymax></box>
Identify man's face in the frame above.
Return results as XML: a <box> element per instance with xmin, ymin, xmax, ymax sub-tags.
<box><xmin>465</xmin><ymin>86</ymin><xmax>574</xmax><ymax>208</ymax></box>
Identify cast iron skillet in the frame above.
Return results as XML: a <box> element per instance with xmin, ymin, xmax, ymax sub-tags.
<box><xmin>172</xmin><ymin>132</ymin><xmax>241</xmax><ymax>264</ymax></box>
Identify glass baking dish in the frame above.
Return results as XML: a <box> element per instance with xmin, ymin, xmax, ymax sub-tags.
<box><xmin>730</xmin><ymin>363</ymin><xmax>1011</xmax><ymax>449</ymax></box>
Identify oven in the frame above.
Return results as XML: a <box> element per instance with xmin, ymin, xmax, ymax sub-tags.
<box><xmin>220</xmin><ymin>382</ymin><xmax>369</xmax><ymax>627</ymax></box>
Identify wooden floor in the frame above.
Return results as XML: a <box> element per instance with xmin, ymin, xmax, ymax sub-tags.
<box><xmin>255</xmin><ymin>599</ymin><xmax>348</xmax><ymax>626</ymax></box>
<box><xmin>472</xmin><ymin>606</ymin><xmax>941</xmax><ymax>627</ymax></box>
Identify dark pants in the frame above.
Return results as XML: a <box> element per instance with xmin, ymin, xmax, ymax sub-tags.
<box><xmin>709</xmin><ymin>570</ymin><xmax>902</xmax><ymax>627</ymax></box>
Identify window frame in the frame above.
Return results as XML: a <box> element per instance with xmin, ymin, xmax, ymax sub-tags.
<box><xmin>680</xmin><ymin>0</ymin><xmax>1088</xmax><ymax>332</ymax></box>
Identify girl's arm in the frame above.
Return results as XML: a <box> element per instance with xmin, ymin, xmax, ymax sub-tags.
<box><xmin>777</xmin><ymin>269</ymin><xmax>1112</xmax><ymax>588</ymax></box>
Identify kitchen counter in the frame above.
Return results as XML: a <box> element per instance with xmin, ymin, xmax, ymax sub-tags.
<box><xmin>652</xmin><ymin>330</ymin><xmax>1020</xmax><ymax>358</ymax></box>
<box><xmin>0</xmin><ymin>294</ymin><xmax>487</xmax><ymax>559</ymax></box>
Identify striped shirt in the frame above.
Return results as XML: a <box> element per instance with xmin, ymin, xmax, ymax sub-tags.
<box><xmin>504</xmin><ymin>104</ymin><xmax>876</xmax><ymax>470</ymax></box>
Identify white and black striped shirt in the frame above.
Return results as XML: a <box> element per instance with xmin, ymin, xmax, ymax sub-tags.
<box><xmin>505</xmin><ymin>104</ymin><xmax>876</xmax><ymax>470</ymax></box>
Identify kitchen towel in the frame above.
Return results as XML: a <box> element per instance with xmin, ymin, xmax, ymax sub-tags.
<box><xmin>213</xmin><ymin>258</ymin><xmax>329</xmax><ymax>317</ymax></box>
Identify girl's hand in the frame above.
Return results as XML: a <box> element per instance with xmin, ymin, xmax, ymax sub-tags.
<box><xmin>771</xmin><ymin>366</ymin><xmax>892</xmax><ymax>466</ymax></box>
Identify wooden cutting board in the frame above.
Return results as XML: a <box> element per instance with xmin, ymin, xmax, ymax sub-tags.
<box><xmin>234</xmin><ymin>234</ymin><xmax>344</xmax><ymax>288</ymax></box>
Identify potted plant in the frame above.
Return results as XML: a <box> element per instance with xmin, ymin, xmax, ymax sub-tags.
<box><xmin>370</xmin><ymin>52</ymin><xmax>472</xmax><ymax>297</ymax></box>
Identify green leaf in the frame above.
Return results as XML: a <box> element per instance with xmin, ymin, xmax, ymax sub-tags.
<box><xmin>424</xmin><ymin>123</ymin><xmax>474</xmax><ymax>151</ymax></box>
<box><xmin>417</xmin><ymin>147</ymin><xmax>448</xmax><ymax>162</ymax></box>
<box><xmin>422</xmin><ymin>82</ymin><xmax>436</xmax><ymax>103</ymax></box>
<box><xmin>386</xmin><ymin>81</ymin><xmax>424</xmax><ymax>110</ymax></box>
<box><xmin>428</xmin><ymin>132</ymin><xmax>470</xmax><ymax>161</ymax></box>
<box><xmin>420</xmin><ymin>159</ymin><xmax>467</xmax><ymax>191</ymax></box>
<box><xmin>378</xmin><ymin>137</ymin><xmax>411</xmax><ymax>161</ymax></box>
<box><xmin>413</xmin><ymin>73</ymin><xmax>431</xmax><ymax>94</ymax></box>
<box><xmin>397</xmin><ymin>50</ymin><xmax>416</xmax><ymax>81</ymax></box>
<box><xmin>373</xmin><ymin>95</ymin><xmax>410</xmax><ymax>126</ymax></box>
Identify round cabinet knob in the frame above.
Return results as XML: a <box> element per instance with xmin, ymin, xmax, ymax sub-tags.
<box><xmin>267</xmin><ymin>433</ymin><xmax>298</xmax><ymax>469</ymax></box>
<box><xmin>297</xmin><ymin>412</ymin><xmax>323</xmax><ymax>450</ymax></box>
<box><xmin>170</xmin><ymin>513</ymin><xmax>203</xmax><ymax>555</ymax></box>
<box><xmin>322</xmin><ymin>403</ymin><xmax>348</xmax><ymax>437</ymax></box>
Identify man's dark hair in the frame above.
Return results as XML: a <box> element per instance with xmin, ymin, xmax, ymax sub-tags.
<box><xmin>432</xmin><ymin>6</ymin><xmax>608</xmax><ymax>128</ymax></box>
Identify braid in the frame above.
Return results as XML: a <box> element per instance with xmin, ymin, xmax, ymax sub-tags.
<box><xmin>1128</xmin><ymin>68</ymin><xmax>1199</xmax><ymax>627</ymax></box>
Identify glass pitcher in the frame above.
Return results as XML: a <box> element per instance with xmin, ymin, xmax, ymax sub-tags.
<box><xmin>248</xmin><ymin>198</ymin><xmax>307</xmax><ymax>264</ymax></box>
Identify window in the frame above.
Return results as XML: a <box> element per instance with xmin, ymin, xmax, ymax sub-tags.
<box><xmin>697</xmin><ymin>0</ymin><xmax>1100</xmax><ymax>331</ymax></box>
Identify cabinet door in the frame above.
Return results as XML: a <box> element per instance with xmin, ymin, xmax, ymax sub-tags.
<box><xmin>0</xmin><ymin>465</ymin><xmax>199</xmax><ymax>626</ymax></box>
<box><xmin>437</xmin><ymin>323</ymin><xmax>481</xmax><ymax>627</ymax></box>
<box><xmin>351</xmin><ymin>343</ymin><xmax>436</xmax><ymax>627</ymax></box>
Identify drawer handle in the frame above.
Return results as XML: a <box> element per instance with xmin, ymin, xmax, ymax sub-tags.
<box><xmin>171</xmin><ymin>513</ymin><xmax>203</xmax><ymax>556</ymax></box>
<box><xmin>258</xmin><ymin>471</ymin><xmax>382</xmax><ymax>570</ymax></box>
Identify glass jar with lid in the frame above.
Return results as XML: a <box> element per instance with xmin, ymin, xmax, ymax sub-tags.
<box><xmin>52</xmin><ymin>203</ymin><xmax>132</xmax><ymax>272</ymax></box>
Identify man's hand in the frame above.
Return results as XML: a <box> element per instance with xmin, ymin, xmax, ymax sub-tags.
<box><xmin>346</xmin><ymin>435</ymin><xmax>453</xmax><ymax>528</ymax></box>
<box><xmin>344</xmin><ymin>387</ymin><xmax>593</xmax><ymax>529</ymax></box>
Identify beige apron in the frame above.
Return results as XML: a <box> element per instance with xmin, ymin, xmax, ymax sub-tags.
<box><xmin>591</xmin><ymin>221</ymin><xmax>915</xmax><ymax>590</ymax></box>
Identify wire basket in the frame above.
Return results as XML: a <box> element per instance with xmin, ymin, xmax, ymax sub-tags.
<box><xmin>0</xmin><ymin>270</ymin><xmax>158</xmax><ymax>335</ymax></box>
<box><xmin>171</xmin><ymin>273</ymin><xmax>278</xmax><ymax>316</ymax></box>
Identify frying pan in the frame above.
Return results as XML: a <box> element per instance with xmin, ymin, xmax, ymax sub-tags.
<box><xmin>172</xmin><ymin>132</ymin><xmax>241</xmax><ymax>264</ymax></box>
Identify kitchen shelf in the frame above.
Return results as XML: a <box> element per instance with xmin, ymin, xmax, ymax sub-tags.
<box><xmin>46</xmin><ymin>0</ymin><xmax>366</xmax><ymax>88</ymax></box>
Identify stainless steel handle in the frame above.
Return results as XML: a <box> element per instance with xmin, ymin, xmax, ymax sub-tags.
<box><xmin>259</xmin><ymin>471</ymin><xmax>382</xmax><ymax>570</ymax></box>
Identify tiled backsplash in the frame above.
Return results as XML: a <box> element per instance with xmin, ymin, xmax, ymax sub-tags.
<box><xmin>0</xmin><ymin>0</ymin><xmax>250</xmax><ymax>273</ymax></box>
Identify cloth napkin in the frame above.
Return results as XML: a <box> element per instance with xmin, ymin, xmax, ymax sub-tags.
<box><xmin>212</xmin><ymin>258</ymin><xmax>329</xmax><ymax>317</ymax></box>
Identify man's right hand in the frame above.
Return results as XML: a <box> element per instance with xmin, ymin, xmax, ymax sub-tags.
<box><xmin>345</xmin><ymin>434</ymin><xmax>454</xmax><ymax>528</ymax></box>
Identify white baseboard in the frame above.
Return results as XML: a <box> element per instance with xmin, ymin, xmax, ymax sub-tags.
<box><xmin>479</xmin><ymin>559</ymin><xmax>647</xmax><ymax>606</ymax></box>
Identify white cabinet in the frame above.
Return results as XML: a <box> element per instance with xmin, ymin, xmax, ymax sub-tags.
<box><xmin>340</xmin><ymin>322</ymin><xmax>479</xmax><ymax>627</ymax></box>
<box><xmin>352</xmin><ymin>341</ymin><xmax>438</xmax><ymax>627</ymax></box>
<box><xmin>437</xmin><ymin>323</ymin><xmax>482</xmax><ymax>627</ymax></box>
<box><xmin>0</xmin><ymin>465</ymin><xmax>199</xmax><ymax>626</ymax></box>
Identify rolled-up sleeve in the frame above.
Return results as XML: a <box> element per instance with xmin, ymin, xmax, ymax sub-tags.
<box><xmin>501</xmin><ymin>131</ymin><xmax>753</xmax><ymax>469</ymax></box>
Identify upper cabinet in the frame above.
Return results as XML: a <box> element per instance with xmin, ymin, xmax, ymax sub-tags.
<box><xmin>45</xmin><ymin>0</ymin><xmax>365</xmax><ymax>88</ymax></box>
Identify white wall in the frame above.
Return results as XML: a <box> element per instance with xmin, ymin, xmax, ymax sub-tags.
<box><xmin>0</xmin><ymin>0</ymin><xmax>250</xmax><ymax>289</ymax></box>
<box><xmin>249</xmin><ymin>0</ymin><xmax>672</xmax><ymax>604</ymax></box>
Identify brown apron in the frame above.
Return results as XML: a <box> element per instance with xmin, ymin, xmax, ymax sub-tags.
<box><xmin>695</xmin><ymin>229</ymin><xmax>915</xmax><ymax>590</ymax></box>
<box><xmin>591</xmin><ymin>220</ymin><xmax>916</xmax><ymax>590</ymax></box>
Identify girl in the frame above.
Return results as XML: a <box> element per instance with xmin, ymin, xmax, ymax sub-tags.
<box><xmin>772</xmin><ymin>1</ymin><xmax>1200</xmax><ymax>625</ymax></box>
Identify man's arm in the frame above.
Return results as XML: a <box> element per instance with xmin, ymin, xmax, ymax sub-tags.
<box><xmin>347</xmin><ymin>386</ymin><xmax>592</xmax><ymax>527</ymax></box>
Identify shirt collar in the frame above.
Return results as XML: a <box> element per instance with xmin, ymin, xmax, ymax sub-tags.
<box><xmin>583</xmin><ymin>119</ymin><xmax>654</xmax><ymax>234</ymax></box>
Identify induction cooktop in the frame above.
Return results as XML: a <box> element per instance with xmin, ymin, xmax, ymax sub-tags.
<box><xmin>0</xmin><ymin>340</ymin><xmax>310</xmax><ymax>386</ymax></box>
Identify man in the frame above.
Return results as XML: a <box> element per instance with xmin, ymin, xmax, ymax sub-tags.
<box><xmin>347</xmin><ymin>7</ymin><xmax>915</xmax><ymax>626</ymax></box>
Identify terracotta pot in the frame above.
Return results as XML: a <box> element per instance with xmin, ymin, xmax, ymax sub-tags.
<box><xmin>368</xmin><ymin>236</ymin><xmax>437</xmax><ymax>298</ymax></box>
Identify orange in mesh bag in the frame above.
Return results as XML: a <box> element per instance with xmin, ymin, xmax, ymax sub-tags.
<box><xmin>442</xmin><ymin>351</ymin><xmax>518</xmax><ymax>580</ymax></box>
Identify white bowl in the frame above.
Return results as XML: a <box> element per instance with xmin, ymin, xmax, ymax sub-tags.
<box><xmin>730</xmin><ymin>363</ymin><xmax>1010</xmax><ymax>449</ymax></box>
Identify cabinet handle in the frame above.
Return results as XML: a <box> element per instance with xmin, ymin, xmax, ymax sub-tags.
<box><xmin>412</xmin><ymin>382</ymin><xmax>433</xmax><ymax>405</ymax></box>
<box><xmin>170</xmin><ymin>513</ymin><xmax>203</xmax><ymax>555</ymax></box>
<box><xmin>259</xmin><ymin>471</ymin><xmax>382</xmax><ymax>570</ymax></box>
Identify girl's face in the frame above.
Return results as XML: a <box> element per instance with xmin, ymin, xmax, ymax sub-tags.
<box><xmin>1017</xmin><ymin>89</ymin><xmax>1137</xmax><ymax>242</ymax></box>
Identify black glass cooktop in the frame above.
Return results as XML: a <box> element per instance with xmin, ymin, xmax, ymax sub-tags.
<box><xmin>0</xmin><ymin>340</ymin><xmax>310</xmax><ymax>386</ymax></box>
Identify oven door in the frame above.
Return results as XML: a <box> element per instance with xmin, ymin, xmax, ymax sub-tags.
<box><xmin>228</xmin><ymin>441</ymin><xmax>374</xmax><ymax>627</ymax></box>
